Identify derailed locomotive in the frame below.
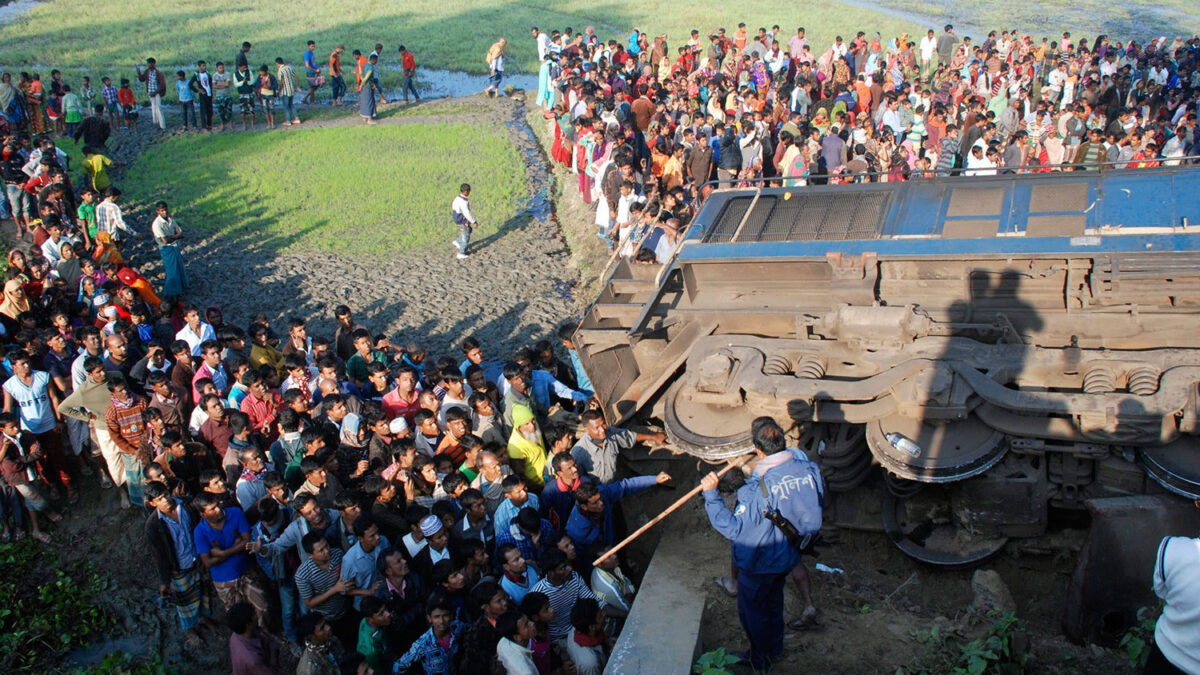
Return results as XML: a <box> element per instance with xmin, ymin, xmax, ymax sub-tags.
<box><xmin>573</xmin><ymin>166</ymin><xmax>1200</xmax><ymax>567</ymax></box>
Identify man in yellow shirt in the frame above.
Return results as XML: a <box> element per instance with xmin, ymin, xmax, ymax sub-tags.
<box><xmin>82</xmin><ymin>146</ymin><xmax>113</xmax><ymax>192</ymax></box>
<box><xmin>506</xmin><ymin>404</ymin><xmax>547</xmax><ymax>488</ymax></box>
<box><xmin>248</xmin><ymin>323</ymin><xmax>284</xmax><ymax>376</ymax></box>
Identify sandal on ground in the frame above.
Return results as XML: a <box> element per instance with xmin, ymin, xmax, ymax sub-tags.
<box><xmin>787</xmin><ymin>605</ymin><xmax>819</xmax><ymax>630</ymax></box>
<box><xmin>32</xmin><ymin>531</ymin><xmax>51</xmax><ymax>543</ymax></box>
<box><xmin>714</xmin><ymin>576</ymin><xmax>737</xmax><ymax>597</ymax></box>
<box><xmin>46</xmin><ymin>511</ymin><xmax>63</xmax><ymax>522</ymax></box>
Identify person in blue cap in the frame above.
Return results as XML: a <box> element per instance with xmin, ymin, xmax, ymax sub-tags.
<box><xmin>699</xmin><ymin>416</ymin><xmax>825</xmax><ymax>671</ymax></box>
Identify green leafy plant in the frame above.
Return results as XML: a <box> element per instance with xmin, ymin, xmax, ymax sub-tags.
<box><xmin>1119</xmin><ymin>606</ymin><xmax>1160</xmax><ymax>670</ymax></box>
<box><xmin>694</xmin><ymin>647</ymin><xmax>742</xmax><ymax>674</ymax></box>
<box><xmin>951</xmin><ymin>611</ymin><xmax>1030</xmax><ymax>675</ymax></box>
<box><xmin>907</xmin><ymin>611</ymin><xmax>1031</xmax><ymax>675</ymax></box>
<box><xmin>0</xmin><ymin>541</ymin><xmax>114</xmax><ymax>673</ymax></box>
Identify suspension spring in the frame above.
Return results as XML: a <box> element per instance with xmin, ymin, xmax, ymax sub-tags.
<box><xmin>763</xmin><ymin>354</ymin><xmax>793</xmax><ymax>376</ymax></box>
<box><xmin>795</xmin><ymin>355</ymin><xmax>828</xmax><ymax>379</ymax></box>
<box><xmin>1082</xmin><ymin>366</ymin><xmax>1117</xmax><ymax>394</ymax></box>
<box><xmin>1126</xmin><ymin>365</ymin><xmax>1161</xmax><ymax>396</ymax></box>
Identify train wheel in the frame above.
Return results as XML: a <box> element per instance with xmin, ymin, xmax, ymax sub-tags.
<box><xmin>865</xmin><ymin>413</ymin><xmax>1008</xmax><ymax>483</ymax></box>
<box><xmin>882</xmin><ymin>483</ymin><xmax>1009</xmax><ymax>568</ymax></box>
<box><xmin>663</xmin><ymin>378</ymin><xmax>756</xmax><ymax>460</ymax></box>
<box><xmin>1141</xmin><ymin>436</ymin><xmax>1200</xmax><ymax>499</ymax></box>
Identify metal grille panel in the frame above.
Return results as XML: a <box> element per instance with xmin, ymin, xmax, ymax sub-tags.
<box><xmin>705</xmin><ymin>191</ymin><xmax>890</xmax><ymax>243</ymax></box>
<box><xmin>704</xmin><ymin>197</ymin><xmax>754</xmax><ymax>242</ymax></box>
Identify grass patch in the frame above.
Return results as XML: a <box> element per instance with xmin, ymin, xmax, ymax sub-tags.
<box><xmin>0</xmin><ymin>0</ymin><xmax>920</xmax><ymax>78</ymax></box>
<box><xmin>55</xmin><ymin>137</ymin><xmax>86</xmax><ymax>172</ymax></box>
<box><xmin>388</xmin><ymin>100</ymin><xmax>492</xmax><ymax>118</ymax></box>
<box><xmin>869</xmin><ymin>0</ymin><xmax>1200</xmax><ymax>39</ymax></box>
<box><xmin>121</xmin><ymin>122</ymin><xmax>525</xmax><ymax>256</ymax></box>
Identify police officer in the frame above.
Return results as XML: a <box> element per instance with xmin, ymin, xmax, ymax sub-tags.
<box><xmin>699</xmin><ymin>417</ymin><xmax>825</xmax><ymax>671</ymax></box>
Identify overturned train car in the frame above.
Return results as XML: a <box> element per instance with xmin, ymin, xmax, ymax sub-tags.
<box><xmin>574</xmin><ymin>166</ymin><xmax>1200</xmax><ymax>567</ymax></box>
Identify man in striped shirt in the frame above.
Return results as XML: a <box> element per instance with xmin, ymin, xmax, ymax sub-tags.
<box><xmin>529</xmin><ymin>549</ymin><xmax>606</xmax><ymax>643</ymax></box>
<box><xmin>294</xmin><ymin>531</ymin><xmax>358</xmax><ymax>648</ymax></box>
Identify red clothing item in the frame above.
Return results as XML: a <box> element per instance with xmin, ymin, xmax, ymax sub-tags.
<box><xmin>240</xmin><ymin>391</ymin><xmax>282</xmax><ymax>442</ymax></box>
<box><xmin>23</xmin><ymin>173</ymin><xmax>51</xmax><ymax>196</ymax></box>
<box><xmin>116</xmin><ymin>87</ymin><xmax>136</xmax><ymax>107</ymax></box>
<box><xmin>401</xmin><ymin>51</ymin><xmax>416</xmax><ymax>72</ymax></box>
<box><xmin>199</xmin><ymin>415</ymin><xmax>234</xmax><ymax>458</ymax></box>
<box><xmin>382</xmin><ymin>387</ymin><xmax>420</xmax><ymax>425</ymax></box>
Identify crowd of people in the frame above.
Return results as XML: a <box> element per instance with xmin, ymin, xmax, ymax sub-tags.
<box><xmin>0</xmin><ymin>39</ymin><xmax>428</xmax><ymax>134</ymax></box>
<box><xmin>531</xmin><ymin>23</ymin><xmax>1200</xmax><ymax>261</ymax></box>
<box><xmin>1</xmin><ymin>15</ymin><xmax>1199</xmax><ymax>675</ymax></box>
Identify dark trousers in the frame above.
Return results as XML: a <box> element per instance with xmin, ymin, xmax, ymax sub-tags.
<box><xmin>180</xmin><ymin>101</ymin><xmax>195</xmax><ymax>128</ymax></box>
<box><xmin>401</xmin><ymin>73</ymin><xmax>419</xmax><ymax>100</ymax></box>
<box><xmin>737</xmin><ymin>569</ymin><xmax>786</xmax><ymax>670</ymax></box>
<box><xmin>35</xmin><ymin>429</ymin><xmax>74</xmax><ymax>492</ymax></box>
<box><xmin>199</xmin><ymin>94</ymin><xmax>213</xmax><ymax>128</ymax></box>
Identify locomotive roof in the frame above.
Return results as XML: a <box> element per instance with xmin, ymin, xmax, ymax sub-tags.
<box><xmin>683</xmin><ymin>166</ymin><xmax>1200</xmax><ymax>260</ymax></box>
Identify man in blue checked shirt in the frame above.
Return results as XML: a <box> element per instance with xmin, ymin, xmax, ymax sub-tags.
<box><xmin>393</xmin><ymin>596</ymin><xmax>466</xmax><ymax>674</ymax></box>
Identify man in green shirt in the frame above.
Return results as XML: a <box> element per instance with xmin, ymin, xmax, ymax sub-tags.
<box><xmin>356</xmin><ymin>595</ymin><xmax>393</xmax><ymax>672</ymax></box>
<box><xmin>345</xmin><ymin>329</ymin><xmax>385</xmax><ymax>389</ymax></box>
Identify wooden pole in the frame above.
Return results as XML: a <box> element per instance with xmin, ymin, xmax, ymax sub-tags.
<box><xmin>593</xmin><ymin>454</ymin><xmax>751</xmax><ymax>567</ymax></box>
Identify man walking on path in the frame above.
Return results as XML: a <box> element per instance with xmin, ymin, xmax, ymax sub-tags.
<box><xmin>485</xmin><ymin>38</ymin><xmax>507</xmax><ymax>97</ymax></box>
<box><xmin>302</xmin><ymin>40</ymin><xmax>323</xmax><ymax>105</ymax></box>
<box><xmin>451</xmin><ymin>183</ymin><xmax>477</xmax><ymax>260</ymax></box>
<box><xmin>329</xmin><ymin>45</ymin><xmax>346</xmax><ymax>105</ymax></box>
<box><xmin>135</xmin><ymin>57</ymin><xmax>168</xmax><ymax>130</ymax></box>
<box><xmin>399</xmin><ymin>46</ymin><xmax>420</xmax><ymax>103</ymax></box>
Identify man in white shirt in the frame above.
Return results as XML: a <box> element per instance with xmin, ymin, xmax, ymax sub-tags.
<box><xmin>764</xmin><ymin>42</ymin><xmax>788</xmax><ymax>79</ymax></box>
<box><xmin>1149</xmin><ymin>533</ymin><xmax>1200</xmax><ymax>673</ymax></box>
<box><xmin>830</xmin><ymin>36</ymin><xmax>848</xmax><ymax>59</ymax></box>
<box><xmin>40</xmin><ymin>221</ymin><xmax>66</xmax><ymax>267</ymax></box>
<box><xmin>451</xmin><ymin>183</ymin><xmax>476</xmax><ymax>260</ymax></box>
<box><xmin>175</xmin><ymin>306</ymin><xmax>216</xmax><ymax>356</ymax></box>
<box><xmin>919</xmin><ymin>30</ymin><xmax>938</xmax><ymax>80</ymax></box>
<box><xmin>1047</xmin><ymin>63</ymin><xmax>1068</xmax><ymax>105</ymax></box>
<box><xmin>964</xmin><ymin>144</ymin><xmax>997</xmax><ymax>176</ymax></box>
<box><xmin>532</xmin><ymin>28</ymin><xmax>551</xmax><ymax>61</ymax></box>
<box><xmin>881</xmin><ymin>98</ymin><xmax>905</xmax><ymax>137</ymax></box>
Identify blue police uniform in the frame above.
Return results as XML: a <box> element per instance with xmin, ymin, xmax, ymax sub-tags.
<box><xmin>703</xmin><ymin>450</ymin><xmax>824</xmax><ymax>669</ymax></box>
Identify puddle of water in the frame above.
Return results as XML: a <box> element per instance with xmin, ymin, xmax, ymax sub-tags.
<box><xmin>65</xmin><ymin>638</ymin><xmax>150</xmax><ymax>667</ymax></box>
<box><xmin>504</xmin><ymin>104</ymin><xmax>555</xmax><ymax>223</ymax></box>
<box><xmin>394</xmin><ymin>67</ymin><xmax>537</xmax><ymax>99</ymax></box>
<box><xmin>0</xmin><ymin>0</ymin><xmax>38</xmax><ymax>25</ymax></box>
